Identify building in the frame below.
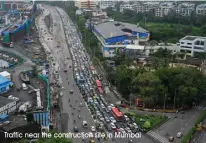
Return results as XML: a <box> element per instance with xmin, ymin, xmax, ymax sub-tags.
<box><xmin>176</xmin><ymin>3</ymin><xmax>195</xmax><ymax>16</ymax></box>
<box><xmin>120</xmin><ymin>2</ymin><xmax>135</xmax><ymax>13</ymax></box>
<box><xmin>75</xmin><ymin>0</ymin><xmax>97</xmax><ymax>9</ymax></box>
<box><xmin>0</xmin><ymin>75</ymin><xmax>12</xmax><ymax>94</ymax></box>
<box><xmin>155</xmin><ymin>2</ymin><xmax>175</xmax><ymax>17</ymax></box>
<box><xmin>0</xmin><ymin>71</ymin><xmax>11</xmax><ymax>81</ymax></box>
<box><xmin>0</xmin><ymin>1</ymin><xmax>32</xmax><ymax>11</ymax></box>
<box><xmin>196</xmin><ymin>3</ymin><xmax>206</xmax><ymax>15</ymax></box>
<box><xmin>92</xmin><ymin>21</ymin><xmax>149</xmax><ymax>57</ymax></box>
<box><xmin>136</xmin><ymin>2</ymin><xmax>159</xmax><ymax>13</ymax></box>
<box><xmin>0</xmin><ymin>96</ymin><xmax>16</xmax><ymax>116</ymax></box>
<box><xmin>179</xmin><ymin>36</ymin><xmax>206</xmax><ymax>57</ymax></box>
<box><xmin>98</xmin><ymin>0</ymin><xmax>117</xmax><ymax>10</ymax></box>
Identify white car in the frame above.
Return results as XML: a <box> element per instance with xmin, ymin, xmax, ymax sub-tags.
<box><xmin>124</xmin><ymin>115</ymin><xmax>129</xmax><ymax>121</ymax></box>
<box><xmin>110</xmin><ymin>123</ymin><xmax>116</xmax><ymax>129</ymax></box>
<box><xmin>107</xmin><ymin>106</ymin><xmax>112</xmax><ymax>110</ymax></box>
<box><xmin>8</xmin><ymin>95</ymin><xmax>19</xmax><ymax>101</ymax></box>
<box><xmin>110</xmin><ymin>104</ymin><xmax>115</xmax><ymax>107</ymax></box>
<box><xmin>176</xmin><ymin>132</ymin><xmax>183</xmax><ymax>138</ymax></box>
<box><xmin>119</xmin><ymin>128</ymin><xmax>125</xmax><ymax>133</ymax></box>
<box><xmin>110</xmin><ymin>117</ymin><xmax>116</xmax><ymax>123</ymax></box>
<box><xmin>91</xmin><ymin>126</ymin><xmax>96</xmax><ymax>132</ymax></box>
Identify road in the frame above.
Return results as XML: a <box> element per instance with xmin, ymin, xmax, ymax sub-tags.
<box><xmin>0</xmin><ymin>46</ymin><xmax>34</xmax><ymax>89</ymax></box>
<box><xmin>37</xmin><ymin>5</ymin><xmax>97</xmax><ymax>143</ymax></box>
<box><xmin>36</xmin><ymin>4</ymin><xmax>157</xmax><ymax>143</ymax></box>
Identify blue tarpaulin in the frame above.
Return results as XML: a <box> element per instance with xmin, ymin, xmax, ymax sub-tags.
<box><xmin>33</xmin><ymin>111</ymin><xmax>49</xmax><ymax>127</ymax></box>
<box><xmin>0</xmin><ymin>114</ymin><xmax>8</xmax><ymax>119</ymax></box>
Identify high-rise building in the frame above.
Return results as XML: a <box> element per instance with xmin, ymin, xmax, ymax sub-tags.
<box><xmin>75</xmin><ymin>0</ymin><xmax>97</xmax><ymax>9</ymax></box>
<box><xmin>196</xmin><ymin>3</ymin><xmax>206</xmax><ymax>15</ymax></box>
<box><xmin>155</xmin><ymin>2</ymin><xmax>175</xmax><ymax>17</ymax></box>
<box><xmin>98</xmin><ymin>0</ymin><xmax>117</xmax><ymax>10</ymax></box>
<box><xmin>176</xmin><ymin>3</ymin><xmax>195</xmax><ymax>16</ymax></box>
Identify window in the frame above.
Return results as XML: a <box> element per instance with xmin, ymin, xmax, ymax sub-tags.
<box><xmin>181</xmin><ymin>46</ymin><xmax>191</xmax><ymax>49</ymax></box>
<box><xmin>187</xmin><ymin>43</ymin><xmax>192</xmax><ymax>45</ymax></box>
<box><xmin>181</xmin><ymin>42</ymin><xmax>184</xmax><ymax>44</ymax></box>
<box><xmin>194</xmin><ymin>46</ymin><xmax>204</xmax><ymax>50</ymax></box>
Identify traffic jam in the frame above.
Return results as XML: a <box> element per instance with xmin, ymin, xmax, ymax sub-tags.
<box><xmin>62</xmin><ymin>11</ymin><xmax>140</xmax><ymax>142</ymax></box>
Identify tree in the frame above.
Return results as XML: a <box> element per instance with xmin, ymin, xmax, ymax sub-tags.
<box><xmin>116</xmin><ymin>65</ymin><xmax>132</xmax><ymax>99</ymax></box>
<box><xmin>132</xmin><ymin>72</ymin><xmax>161</xmax><ymax>107</ymax></box>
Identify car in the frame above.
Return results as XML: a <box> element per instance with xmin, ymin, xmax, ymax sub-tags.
<box><xmin>73</xmin><ymin>126</ymin><xmax>78</xmax><ymax>132</ymax></box>
<box><xmin>91</xmin><ymin>126</ymin><xmax>96</xmax><ymax>132</ymax></box>
<box><xmin>69</xmin><ymin>65</ymin><xmax>72</xmax><ymax>68</ymax></box>
<box><xmin>124</xmin><ymin>115</ymin><xmax>129</xmax><ymax>121</ymax></box>
<box><xmin>105</xmin><ymin>117</ymin><xmax>110</xmax><ymax>123</ymax></box>
<box><xmin>96</xmin><ymin>111</ymin><xmax>101</xmax><ymax>116</ymax></box>
<box><xmin>176</xmin><ymin>132</ymin><xmax>182</xmax><ymax>138</ymax></box>
<box><xmin>8</xmin><ymin>95</ymin><xmax>19</xmax><ymax>101</ymax></box>
<box><xmin>107</xmin><ymin>106</ymin><xmax>112</xmax><ymax>110</ymax></box>
<box><xmin>99</xmin><ymin>115</ymin><xmax>104</xmax><ymax>122</ymax></box>
<box><xmin>110</xmin><ymin>117</ymin><xmax>116</xmax><ymax>123</ymax></box>
<box><xmin>70</xmin><ymin>90</ymin><xmax>73</xmax><ymax>94</ymax></box>
<box><xmin>64</xmin><ymin>69</ymin><xmax>67</xmax><ymax>72</ymax></box>
<box><xmin>110</xmin><ymin>123</ymin><xmax>116</xmax><ymax>129</ymax></box>
<box><xmin>106</xmin><ymin>124</ymin><xmax>112</xmax><ymax>131</ymax></box>
<box><xmin>169</xmin><ymin>136</ymin><xmax>174</xmax><ymax>142</ymax></box>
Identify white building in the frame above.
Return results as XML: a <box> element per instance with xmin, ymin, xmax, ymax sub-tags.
<box><xmin>155</xmin><ymin>2</ymin><xmax>175</xmax><ymax>17</ymax></box>
<box><xmin>0</xmin><ymin>96</ymin><xmax>16</xmax><ymax>116</ymax></box>
<box><xmin>196</xmin><ymin>3</ymin><xmax>206</xmax><ymax>15</ymax></box>
<box><xmin>98</xmin><ymin>0</ymin><xmax>117</xmax><ymax>10</ymax></box>
<box><xmin>120</xmin><ymin>2</ymin><xmax>135</xmax><ymax>13</ymax></box>
<box><xmin>176</xmin><ymin>3</ymin><xmax>195</xmax><ymax>16</ymax></box>
<box><xmin>179</xmin><ymin>36</ymin><xmax>206</xmax><ymax>57</ymax></box>
<box><xmin>136</xmin><ymin>2</ymin><xmax>159</xmax><ymax>13</ymax></box>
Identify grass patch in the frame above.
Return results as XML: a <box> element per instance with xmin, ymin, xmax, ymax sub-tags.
<box><xmin>140</xmin><ymin>22</ymin><xmax>205</xmax><ymax>42</ymax></box>
<box><xmin>126</xmin><ymin>112</ymin><xmax>168</xmax><ymax>132</ymax></box>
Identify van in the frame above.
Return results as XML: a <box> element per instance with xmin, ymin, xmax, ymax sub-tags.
<box><xmin>22</xmin><ymin>83</ymin><xmax>28</xmax><ymax>90</ymax></box>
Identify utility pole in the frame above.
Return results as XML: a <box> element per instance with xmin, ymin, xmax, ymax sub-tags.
<box><xmin>163</xmin><ymin>93</ymin><xmax>167</xmax><ymax>116</ymax></box>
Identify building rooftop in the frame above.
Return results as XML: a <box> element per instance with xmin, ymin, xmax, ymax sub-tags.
<box><xmin>0</xmin><ymin>75</ymin><xmax>9</xmax><ymax>84</ymax></box>
<box><xmin>94</xmin><ymin>21</ymin><xmax>148</xmax><ymax>39</ymax></box>
<box><xmin>0</xmin><ymin>96</ymin><xmax>14</xmax><ymax>107</ymax></box>
<box><xmin>160</xmin><ymin>2</ymin><xmax>175</xmax><ymax>8</ymax></box>
<box><xmin>197</xmin><ymin>3</ymin><xmax>206</xmax><ymax>9</ymax></box>
<box><xmin>178</xmin><ymin>3</ymin><xmax>195</xmax><ymax>9</ymax></box>
<box><xmin>182</xmin><ymin>36</ymin><xmax>206</xmax><ymax>41</ymax></box>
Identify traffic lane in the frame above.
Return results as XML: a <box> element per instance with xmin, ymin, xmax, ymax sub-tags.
<box><xmin>50</xmin><ymin>5</ymin><xmax>96</xmax><ymax>139</ymax></box>
<box><xmin>191</xmin><ymin>131</ymin><xmax>206</xmax><ymax>143</ymax></box>
<box><xmin>155</xmin><ymin>109</ymin><xmax>200</xmax><ymax>139</ymax></box>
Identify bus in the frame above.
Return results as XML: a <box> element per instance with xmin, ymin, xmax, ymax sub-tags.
<box><xmin>97</xmin><ymin>87</ymin><xmax>103</xmax><ymax>94</ymax></box>
<box><xmin>95</xmin><ymin>80</ymin><xmax>102</xmax><ymax>87</ymax></box>
<box><xmin>111</xmin><ymin>107</ymin><xmax>125</xmax><ymax>121</ymax></box>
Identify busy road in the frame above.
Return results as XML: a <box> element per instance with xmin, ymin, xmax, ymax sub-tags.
<box><xmin>37</xmin><ymin>4</ymin><xmax>155</xmax><ymax>143</ymax></box>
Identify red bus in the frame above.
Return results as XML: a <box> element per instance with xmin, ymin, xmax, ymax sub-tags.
<box><xmin>97</xmin><ymin>87</ymin><xmax>103</xmax><ymax>94</ymax></box>
<box><xmin>111</xmin><ymin>107</ymin><xmax>124</xmax><ymax>121</ymax></box>
<box><xmin>95</xmin><ymin>80</ymin><xmax>102</xmax><ymax>87</ymax></box>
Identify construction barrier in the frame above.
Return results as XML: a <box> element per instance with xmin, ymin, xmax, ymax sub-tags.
<box><xmin>38</xmin><ymin>75</ymin><xmax>50</xmax><ymax>111</ymax></box>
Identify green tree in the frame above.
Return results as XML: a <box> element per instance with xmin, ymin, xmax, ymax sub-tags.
<box><xmin>116</xmin><ymin>65</ymin><xmax>132</xmax><ymax>99</ymax></box>
<box><xmin>132</xmin><ymin>72</ymin><xmax>161</xmax><ymax>107</ymax></box>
